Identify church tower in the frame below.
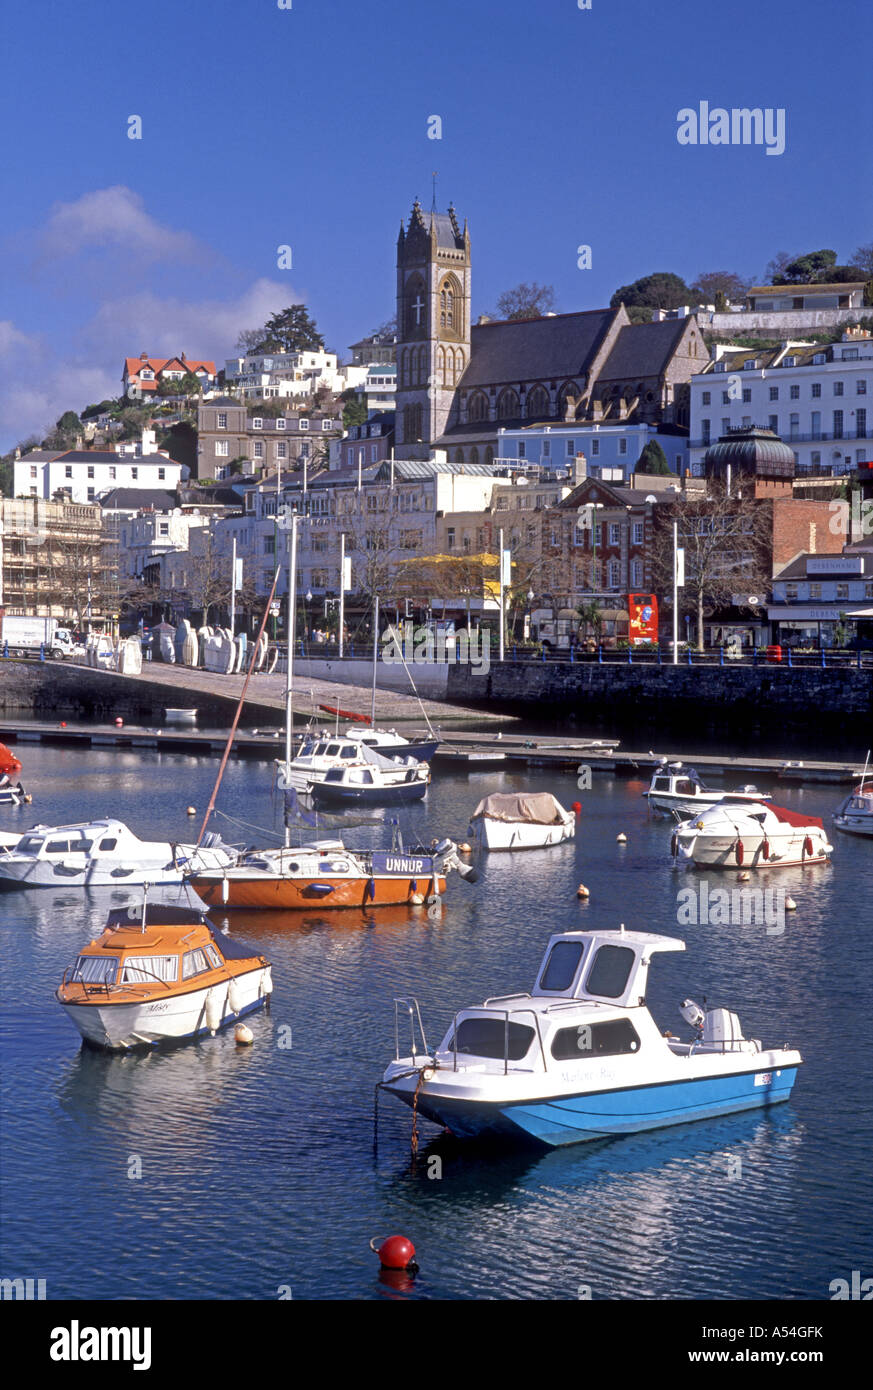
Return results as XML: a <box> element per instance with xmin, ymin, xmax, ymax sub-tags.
<box><xmin>395</xmin><ymin>199</ymin><xmax>471</xmax><ymax>457</ymax></box>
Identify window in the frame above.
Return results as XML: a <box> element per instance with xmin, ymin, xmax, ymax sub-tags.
<box><xmin>721</xmin><ymin>391</ymin><xmax>730</xmax><ymax>405</ymax></box>
<box><xmin>769</xmin><ymin>415</ymin><xmax>778</xmax><ymax>432</ymax></box>
<box><xmin>131</xmin><ymin>467</ymin><xmax>138</xmax><ymax>479</ymax></box>
<box><xmin>785</xmin><ymin>583</ymin><xmax>798</xmax><ymax>600</ymax></box>
<box><xmin>631</xmin><ymin>559</ymin><xmax>643</xmax><ymax>586</ymax></box>
<box><xmin>298</xmin><ymin>418</ymin><xmax>310</xmax><ymax>430</ymax></box>
<box><xmin>744</xmin><ymin>359</ymin><xmax>758</xmax><ymax>370</ymax></box>
<box><xmin>449</xmin><ymin>1017</ymin><xmax>534</xmax><ymax>1061</ymax></box>
<box><xmin>29</xmin><ymin>465</ymin><xmax>37</xmax><ymax>478</ymax></box>
<box><xmin>857</xmin><ymin>380</ymin><xmax>867</xmax><ymax>396</ymax></box>
<box><xmin>591</xmin><ymin>439</ymin><xmax>600</xmax><ymax>456</ymax></box>
<box><xmin>585</xmin><ymin>944</ymin><xmax>636</xmax><ymax>998</ymax></box>
<box><xmin>215</xmin><ymin>440</ymin><xmax>229</xmax><ymax>456</ymax></box>
<box><xmin>517</xmin><ymin>441</ymin><xmax>526</xmax><ymax>459</ymax></box>
<box><xmin>609</xmin><ymin>523</ymin><xmax>621</xmax><ymax>545</ymax></box>
<box><xmin>813</xmin><ymin>353</ymin><xmax>826</xmax><ymax>364</ymax></box>
<box><xmin>253</xmin><ymin>440</ymin><xmax>264</xmax><ymax>458</ymax></box>
<box><xmin>811</xmin><ymin>451</ymin><xmax>821</xmax><ymax>468</ymax></box>
<box><xmin>551</xmin><ymin>1017</ymin><xmax>641</xmax><ymax>1060</ymax></box>
<box><xmin>809</xmin><ymin>582</ymin><xmax>821</xmax><ymax>599</ymax></box>
<box><xmin>252</xmin><ymin>417</ymin><xmax>263</xmax><ymax>429</ymax></box>
<box><xmin>86</xmin><ymin>487</ymin><xmax>95</xmax><ymax>501</ymax></box>
<box><xmin>276</xmin><ymin>442</ymin><xmax>287</xmax><ymax>459</ymax></box>
<box><xmin>74</xmin><ymin>955</ymin><xmax>118</xmax><ymax>984</ymax></box>
<box><xmin>618</xmin><ymin>439</ymin><xmax>627</xmax><ymax>456</ymax></box>
<box><xmin>264</xmin><ymin>535</ymin><xmax>275</xmax><ymax>555</ymax></box>
<box><xmin>834</xmin><ymin>381</ymin><xmax>844</xmax><ymax>397</ymax></box>
<box><xmin>790</xmin><ymin>385</ymin><xmax>800</xmax><ymax>400</ymax></box>
<box><xmin>446</xmin><ymin>528</ymin><xmax>455</xmax><ymax>548</ymax></box>
<box><xmin>65</xmin><ymin>465</ymin><xmax>73</xmax><ymax>478</ymax></box>
<box><xmin>811</xmin><ymin>383</ymin><xmax>821</xmax><ymax>398</ymax></box>
<box><xmin>633</xmin><ymin>521</ymin><xmax>644</xmax><ymax>545</ymax></box>
<box><xmin>182</xmin><ymin>949</ymin><xmax>211</xmax><ymax>979</ymax></box>
<box><xmin>608</xmin><ymin>559</ymin><xmax>621</xmax><ymax>587</ymax></box>
<box><xmin>857</xmin><ymin>409</ymin><xmax>867</xmax><ymax>438</ymax></box>
<box><xmin>158</xmin><ymin>467</ymin><xmax>165</xmax><ymax>480</ymax></box>
<box><xmin>217</xmin><ymin>412</ymin><xmax>228</xmax><ymax>429</ymax></box>
<box><xmin>769</xmin><ymin>387</ymin><xmax>779</xmax><ymax>401</ymax></box>
<box><xmin>842</xmin><ymin>348</ymin><xmax>859</xmax><ymax>361</ymax></box>
<box><xmin>782</xmin><ymin>357</ymin><xmax>796</xmax><ymax>368</ymax></box>
<box><xmin>542</xmin><ymin>440</ymin><xmax>551</xmax><ymax>458</ymax></box>
<box><xmin>109</xmin><ymin>466</ymin><xmax>116</xmax><ymax>479</ymax></box>
<box><xmin>701</xmin><ymin>420</ymin><xmax>711</xmax><ymax>444</ymax></box>
<box><xmin>538</xmin><ymin>940</ymin><xmax>585</xmax><ymax>992</ymax></box>
<box><xmin>836</xmin><ymin>583</ymin><xmax>849</xmax><ymax>600</ymax></box>
<box><xmin>702</xmin><ymin>391</ymin><xmax>711</xmax><ymax>405</ymax></box>
<box><xmin>811</xmin><ymin>412</ymin><xmax>821</xmax><ymax>439</ymax></box>
<box><xmin>276</xmin><ymin>417</ymin><xmax>287</xmax><ymax>429</ymax></box>
<box><xmin>742</xmin><ymin>388</ymin><xmax>752</xmax><ymax>403</ymax></box>
<box><xmin>321</xmin><ymin>419</ymin><xmax>333</xmax><ymax>431</ymax></box>
<box><xmin>86</xmin><ymin>465</ymin><xmax>94</xmax><ymax>478</ymax></box>
<box><xmin>833</xmin><ymin>411</ymin><xmax>844</xmax><ymax>439</ymax></box>
<box><xmin>721</xmin><ymin>418</ymin><xmax>730</xmax><ymax>434</ymax></box>
<box><xmin>789</xmin><ymin>414</ymin><xmax>799</xmax><ymax>438</ymax></box>
<box><xmin>566</xmin><ymin>439</ymin><xmax>576</xmax><ymax>456</ymax></box>
<box><xmin>121</xmin><ymin>954</ymin><xmax>178</xmax><ymax>984</ymax></box>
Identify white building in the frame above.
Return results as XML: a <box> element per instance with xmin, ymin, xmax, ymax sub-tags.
<box><xmin>14</xmin><ymin>438</ymin><xmax>183</xmax><ymax>505</ymax></box>
<box><xmin>224</xmin><ymin>350</ymin><xmax>367</xmax><ymax>401</ymax></box>
<box><xmin>690</xmin><ymin>329</ymin><xmax>873</xmax><ymax>476</ymax></box>
<box><xmin>769</xmin><ymin>552</ymin><xmax>873</xmax><ymax>645</ymax></box>
<box><xmin>496</xmin><ymin>421</ymin><xmax>688</xmax><ymax>482</ymax></box>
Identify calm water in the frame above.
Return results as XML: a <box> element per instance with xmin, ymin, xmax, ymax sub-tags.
<box><xmin>1</xmin><ymin>741</ymin><xmax>871</xmax><ymax>1300</ymax></box>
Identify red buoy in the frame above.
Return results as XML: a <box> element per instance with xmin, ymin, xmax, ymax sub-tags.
<box><xmin>762</xmin><ymin>838</ymin><xmax>770</xmax><ymax>861</ymax></box>
<box><xmin>60</xmin><ymin>721</ymin><xmax>67</xmax><ymax>728</ymax></box>
<box><xmin>371</xmin><ymin>1235</ymin><xmax>417</xmax><ymax>1270</ymax></box>
<box><xmin>735</xmin><ymin>838</ymin><xmax>744</xmax><ymax>866</ymax></box>
<box><xmin>115</xmin><ymin>717</ymin><xmax>124</xmax><ymax>728</ymax></box>
<box><xmin>572</xmin><ymin>802</ymin><xmax>582</xmax><ymax>815</ymax></box>
<box><xmin>803</xmin><ymin>835</ymin><xmax>814</xmax><ymax>859</ymax></box>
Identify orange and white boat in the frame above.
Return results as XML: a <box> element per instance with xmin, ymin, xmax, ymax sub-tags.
<box><xmin>188</xmin><ymin>836</ymin><xmax>477</xmax><ymax>910</ymax></box>
<box><xmin>0</xmin><ymin>742</ymin><xmax>27</xmax><ymax>805</ymax></box>
<box><xmin>56</xmin><ymin>904</ymin><xmax>273</xmax><ymax>1050</ymax></box>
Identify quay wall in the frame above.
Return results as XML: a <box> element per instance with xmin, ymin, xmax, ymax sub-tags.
<box><xmin>445</xmin><ymin>660</ymin><xmax>872</xmax><ymax>736</ymax></box>
<box><xmin>0</xmin><ymin>661</ymin><xmax>276</xmax><ymax>723</ymax></box>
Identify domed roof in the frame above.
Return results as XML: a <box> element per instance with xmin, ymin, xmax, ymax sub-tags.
<box><xmin>704</xmin><ymin>426</ymin><xmax>795</xmax><ymax>478</ymax></box>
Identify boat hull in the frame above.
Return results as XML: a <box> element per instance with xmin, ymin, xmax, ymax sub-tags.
<box><xmin>309</xmin><ymin>781</ymin><xmax>428</xmax><ymax>806</ymax></box>
<box><xmin>470</xmin><ymin>819</ymin><xmax>575</xmax><ymax>851</ymax></box>
<box><xmin>0</xmin><ymin>847</ymin><xmax>234</xmax><ymax>890</ymax></box>
<box><xmin>677</xmin><ymin>831</ymin><xmax>831</xmax><ymax>868</ymax></box>
<box><xmin>386</xmin><ymin>1065</ymin><xmax>799</xmax><ymax>1148</ymax></box>
<box><xmin>59</xmin><ymin>965</ymin><xmax>271</xmax><ymax>1050</ymax></box>
<box><xmin>833</xmin><ymin>815</ymin><xmax>873</xmax><ymax>838</ymax></box>
<box><xmin>190</xmin><ymin>872</ymin><xmax>446</xmax><ymax>909</ymax></box>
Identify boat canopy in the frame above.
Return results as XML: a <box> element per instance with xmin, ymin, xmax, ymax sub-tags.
<box><xmin>769</xmin><ymin>805</ymin><xmax>824</xmax><ymax>829</ymax></box>
<box><xmin>471</xmin><ymin>792</ymin><xmax>568</xmax><ymax>825</ymax></box>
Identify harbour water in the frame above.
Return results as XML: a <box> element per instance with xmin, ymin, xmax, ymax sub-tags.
<box><xmin>1</xmin><ymin>740</ymin><xmax>871</xmax><ymax>1300</ymax></box>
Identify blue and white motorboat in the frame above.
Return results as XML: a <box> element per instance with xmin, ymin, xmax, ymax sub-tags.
<box><xmin>380</xmin><ymin>927</ymin><xmax>801</xmax><ymax>1148</ymax></box>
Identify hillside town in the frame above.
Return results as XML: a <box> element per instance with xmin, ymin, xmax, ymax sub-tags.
<box><xmin>2</xmin><ymin>205</ymin><xmax>872</xmax><ymax>657</ymax></box>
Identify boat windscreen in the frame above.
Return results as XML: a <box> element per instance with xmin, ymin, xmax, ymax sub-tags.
<box><xmin>207</xmin><ymin>927</ymin><xmax>259</xmax><ymax>961</ymax></box>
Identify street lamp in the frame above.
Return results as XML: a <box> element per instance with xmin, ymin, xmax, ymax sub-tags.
<box><xmin>304</xmin><ymin>587</ymin><xmax>312</xmax><ymax>643</ymax></box>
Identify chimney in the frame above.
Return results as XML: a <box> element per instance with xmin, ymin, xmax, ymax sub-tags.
<box><xmin>809</xmin><ymin>521</ymin><xmax>817</xmax><ymax>554</ymax></box>
<box><xmin>573</xmin><ymin>452</ymin><xmax>588</xmax><ymax>486</ymax></box>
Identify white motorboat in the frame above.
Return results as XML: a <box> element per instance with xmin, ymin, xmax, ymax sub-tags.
<box><xmin>833</xmin><ymin>783</ymin><xmax>873</xmax><ymax>838</ymax></box>
<box><xmin>278</xmin><ymin>735</ymin><xmax>429</xmax><ymax>797</ymax></box>
<box><xmin>674</xmin><ymin>801</ymin><xmax>833</xmax><ymax>869</ymax></box>
<box><xmin>646</xmin><ymin>760</ymin><xmax>770</xmax><ymax>818</ymax></box>
<box><xmin>468</xmin><ymin>792</ymin><xmax>576</xmax><ymax>851</ymax></box>
<box><xmin>314</xmin><ymin>712</ymin><xmax>439</xmax><ymax>763</ymax></box>
<box><xmin>380</xmin><ymin>927</ymin><xmax>802</xmax><ymax>1147</ymax></box>
<box><xmin>56</xmin><ymin>903</ymin><xmax>272</xmax><ymax>1050</ymax></box>
<box><xmin>0</xmin><ymin>818</ymin><xmax>237</xmax><ymax>889</ymax></box>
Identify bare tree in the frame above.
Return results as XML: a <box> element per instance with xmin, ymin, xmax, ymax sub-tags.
<box><xmin>649</xmin><ymin>486</ymin><xmax>772</xmax><ymax>649</ymax></box>
<box><xmin>493</xmin><ymin>282</ymin><xmax>556</xmax><ymax>322</ymax></box>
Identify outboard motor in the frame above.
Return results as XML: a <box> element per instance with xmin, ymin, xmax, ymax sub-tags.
<box><xmin>680</xmin><ymin>998</ymin><xmax>705</xmax><ymax>1031</ymax></box>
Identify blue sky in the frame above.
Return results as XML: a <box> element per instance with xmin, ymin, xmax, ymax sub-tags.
<box><xmin>1</xmin><ymin>0</ymin><xmax>870</xmax><ymax>449</ymax></box>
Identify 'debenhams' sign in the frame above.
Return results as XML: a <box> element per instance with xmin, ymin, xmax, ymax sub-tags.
<box><xmin>371</xmin><ymin>853</ymin><xmax>433</xmax><ymax>876</ymax></box>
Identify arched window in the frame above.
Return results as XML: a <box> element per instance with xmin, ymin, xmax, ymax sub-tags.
<box><xmin>400</xmin><ymin>348</ymin><xmax>410</xmax><ymax>386</ymax></box>
<box><xmin>497</xmin><ymin>388</ymin><xmax>520</xmax><ymax>420</ymax></box>
<box><xmin>437</xmin><ymin>346</ymin><xmax>447</xmax><ymax>387</ymax></box>
<box><xmin>467</xmin><ymin>392</ymin><xmax>489</xmax><ymax>422</ymax></box>
<box><xmin>558</xmin><ymin>382</ymin><xmax>579</xmax><ymax>417</ymax></box>
<box><xmin>405</xmin><ymin>276</ymin><xmax>426</xmax><ymax>337</ymax></box>
<box><xmin>454</xmin><ymin>448</ymin><xmax>465</xmax><ymax>463</ymax></box>
<box><xmin>416</xmin><ymin>348</ymin><xmax>427</xmax><ymax>385</ymax></box>
<box><xmin>484</xmin><ymin>445</ymin><xmax>495</xmax><ymax>466</ymax></box>
<box><xmin>526</xmin><ymin>385</ymin><xmax>549</xmax><ymax>420</ymax></box>
<box><xmin>469</xmin><ymin>447</ymin><xmax>480</xmax><ymax>465</ymax></box>
<box><xmin>439</xmin><ymin>274</ymin><xmax>461</xmax><ymax>333</ymax></box>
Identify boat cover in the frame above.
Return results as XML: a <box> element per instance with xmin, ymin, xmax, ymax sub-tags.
<box><xmin>471</xmin><ymin>792</ymin><xmax>569</xmax><ymax>825</ymax></box>
<box><xmin>769</xmin><ymin>805</ymin><xmax>824</xmax><ymax>829</ymax></box>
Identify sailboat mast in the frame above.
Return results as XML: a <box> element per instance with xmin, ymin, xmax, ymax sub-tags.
<box><xmin>284</xmin><ymin>512</ymin><xmax>299</xmax><ymax>847</ymax></box>
<box><xmin>370</xmin><ymin>594</ymin><xmax>380</xmax><ymax>727</ymax></box>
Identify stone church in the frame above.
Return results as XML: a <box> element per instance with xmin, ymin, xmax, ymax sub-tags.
<box><xmin>394</xmin><ymin>199</ymin><xmax>705</xmax><ymax>462</ymax></box>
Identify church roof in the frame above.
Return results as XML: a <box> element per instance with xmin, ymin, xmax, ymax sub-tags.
<box><xmin>597</xmin><ymin>318</ymin><xmax>690</xmax><ymax>381</ymax></box>
<box><xmin>459</xmin><ymin>309</ymin><xmax>619</xmax><ymax>390</ymax></box>
<box><xmin>428</xmin><ymin>212</ymin><xmax>464</xmax><ymax>249</ymax></box>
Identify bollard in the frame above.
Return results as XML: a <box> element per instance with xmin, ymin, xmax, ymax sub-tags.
<box><xmin>40</xmin><ymin>642</ymin><xmax>45</xmax><ymax>662</ymax></box>
<box><xmin>787</xmin><ymin>647</ymin><xmax>793</xmax><ymax>668</ymax></box>
<box><xmin>569</xmin><ymin>645</ymin><xmax>574</xmax><ymax>664</ymax></box>
<box><xmin>858</xmin><ymin>649</ymin><xmax>862</xmax><ymax>671</ymax></box>
<box><xmin>512</xmin><ymin>646</ymin><xmax>517</xmax><ymax>662</ymax></box>
<box><xmin>541</xmin><ymin>645</ymin><xmax>546</xmax><ymax>662</ymax></box>
<box><xmin>597</xmin><ymin>644</ymin><xmax>603</xmax><ymax>664</ymax></box>
<box><xmin>627</xmin><ymin>645</ymin><xmax>632</xmax><ymax>664</ymax></box>
<box><xmin>2</xmin><ymin>640</ymin><xmax>8</xmax><ymax>658</ymax></box>
<box><xmin>753</xmin><ymin>646</ymin><xmax>758</xmax><ymax>666</ymax></box>
<box><xmin>719</xmin><ymin>645</ymin><xmax>724</xmax><ymax>667</ymax></box>
<box><xmin>820</xmin><ymin>647</ymin><xmax>826</xmax><ymax>669</ymax></box>
<box><xmin>687</xmin><ymin>646</ymin><xmax>692</xmax><ymax>666</ymax></box>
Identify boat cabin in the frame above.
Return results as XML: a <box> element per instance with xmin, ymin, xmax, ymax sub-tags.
<box><xmin>58</xmin><ymin>906</ymin><xmax>262</xmax><ymax>996</ymax></box>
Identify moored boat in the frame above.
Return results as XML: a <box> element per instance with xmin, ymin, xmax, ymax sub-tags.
<box><xmin>646</xmin><ymin>760</ymin><xmax>770</xmax><ymax>818</ymax></box>
<box><xmin>674</xmin><ymin>801</ymin><xmax>833</xmax><ymax>868</ymax></box>
<box><xmin>188</xmin><ymin>836</ymin><xmax>476</xmax><ymax>909</ymax></box>
<box><xmin>0</xmin><ymin>818</ymin><xmax>237</xmax><ymax>889</ymax></box>
<box><xmin>468</xmin><ymin>792</ymin><xmax>576</xmax><ymax>850</ymax></box>
<box><xmin>0</xmin><ymin>743</ymin><xmax>28</xmax><ymax>805</ymax></box>
<box><xmin>56</xmin><ymin>904</ymin><xmax>272</xmax><ymax>1050</ymax></box>
<box><xmin>833</xmin><ymin>783</ymin><xmax>873</xmax><ymax>837</ymax></box>
<box><xmin>380</xmin><ymin>927</ymin><xmax>802</xmax><ymax>1147</ymax></box>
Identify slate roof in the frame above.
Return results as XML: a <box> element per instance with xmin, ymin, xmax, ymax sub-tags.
<box><xmin>99</xmin><ymin>489</ymin><xmax>178</xmax><ymax>511</ymax></box>
<box><xmin>458</xmin><ymin>309</ymin><xmax>619</xmax><ymax>390</ymax></box>
<box><xmin>597</xmin><ymin>318</ymin><xmax>688</xmax><ymax>381</ymax></box>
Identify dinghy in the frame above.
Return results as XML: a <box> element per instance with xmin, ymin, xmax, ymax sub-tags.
<box><xmin>468</xmin><ymin>792</ymin><xmax>576</xmax><ymax>850</ymax></box>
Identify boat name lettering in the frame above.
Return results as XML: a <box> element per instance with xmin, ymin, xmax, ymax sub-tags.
<box><xmin>754</xmin><ymin>1072</ymin><xmax>773</xmax><ymax>1086</ymax></box>
<box><xmin>371</xmin><ymin>853</ymin><xmax>431</xmax><ymax>874</ymax></box>
<box><xmin>145</xmin><ymin>1002</ymin><xmax>170</xmax><ymax>1014</ymax></box>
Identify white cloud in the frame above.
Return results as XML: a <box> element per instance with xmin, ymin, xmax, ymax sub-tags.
<box><xmin>85</xmin><ymin>278</ymin><xmax>300</xmax><ymax>361</ymax></box>
<box><xmin>0</xmin><ymin>320</ymin><xmax>40</xmax><ymax>358</ymax></box>
<box><xmin>0</xmin><ymin>367</ymin><xmax>120</xmax><ymax>448</ymax></box>
<box><xmin>39</xmin><ymin>186</ymin><xmax>201</xmax><ymax>263</ymax></box>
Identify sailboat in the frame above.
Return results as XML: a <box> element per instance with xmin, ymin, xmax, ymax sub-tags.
<box><xmin>187</xmin><ymin>511</ymin><xmax>476</xmax><ymax>910</ymax></box>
